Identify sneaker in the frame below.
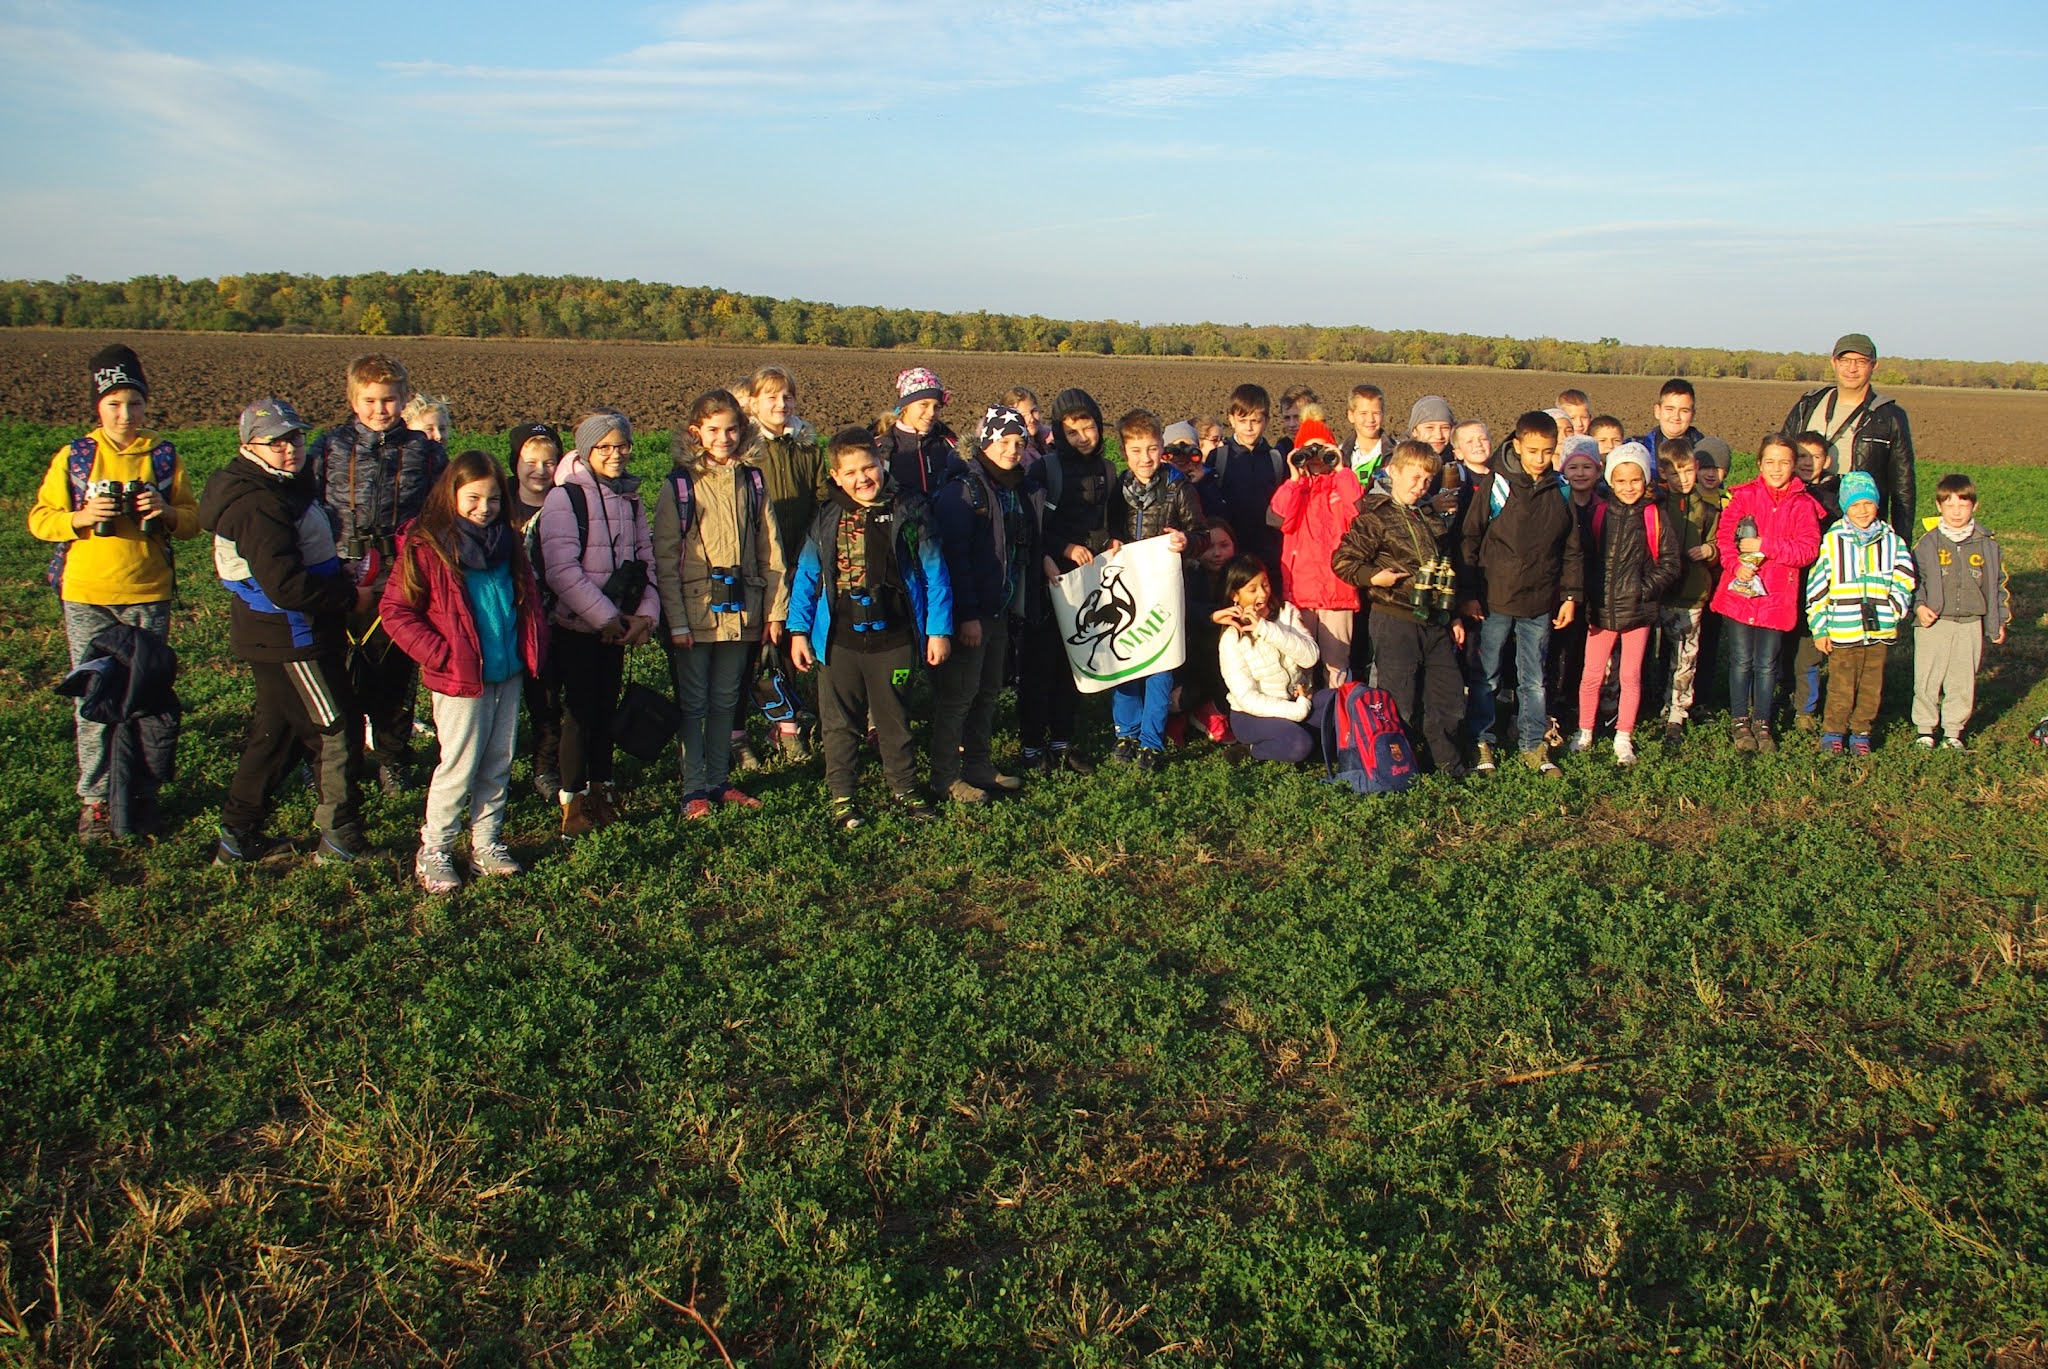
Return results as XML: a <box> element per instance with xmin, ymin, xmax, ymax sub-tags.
<box><xmin>731</xmin><ymin>735</ymin><xmax>764</xmax><ymax>772</ymax></box>
<box><xmin>534</xmin><ymin>770</ymin><xmax>561</xmax><ymax>804</ymax></box>
<box><xmin>1220</xmin><ymin>742</ymin><xmax>1253</xmax><ymax>765</ymax></box>
<box><xmin>1568</xmin><ymin>729</ymin><xmax>1594</xmax><ymax>755</ymax></box>
<box><xmin>213</xmin><ymin>825</ymin><xmax>291</xmax><ymax>866</ymax></box>
<box><xmin>589</xmin><ymin>781</ymin><xmax>621</xmax><ymax>828</ymax></box>
<box><xmin>1848</xmin><ymin>733</ymin><xmax>1873</xmax><ymax>757</ymax></box>
<box><xmin>1110</xmin><ymin>736</ymin><xmax>1139</xmax><ymax>765</ymax></box>
<box><xmin>1662</xmin><ymin>722</ymin><xmax>1685</xmax><ymax>754</ymax></box>
<box><xmin>831</xmin><ymin>797</ymin><xmax>865</xmax><ymax>831</ymax></box>
<box><xmin>940</xmin><ymin>778</ymin><xmax>990</xmax><ymax>805</ymax></box>
<box><xmin>560</xmin><ymin>791</ymin><xmax>596</xmax><ymax>839</ymax></box>
<box><xmin>377</xmin><ymin>763</ymin><xmax>413</xmax><ymax>796</ymax></box>
<box><xmin>1521</xmin><ymin>749</ymin><xmax>1562</xmax><ymax>777</ymax></box>
<box><xmin>1018</xmin><ymin>748</ymin><xmax>1050</xmax><ymax>776</ymax></box>
<box><xmin>414</xmin><ymin>846</ymin><xmax>462</xmax><ymax>894</ymax></box>
<box><xmin>1914</xmin><ymin>733</ymin><xmax>1935</xmax><ymax>749</ymax></box>
<box><xmin>1753</xmin><ymin>722</ymin><xmax>1778</xmax><ymax>755</ymax></box>
<box><xmin>1135</xmin><ymin>747</ymin><xmax>1165</xmax><ymax>774</ymax></box>
<box><xmin>1793</xmin><ymin>712</ymin><xmax>1818</xmax><ymax>734</ymax></box>
<box><xmin>471</xmin><ymin>842</ymin><xmax>523</xmax><ymax>876</ymax></box>
<box><xmin>1732</xmin><ymin>718</ymin><xmax>1757</xmax><ymax>754</ymax></box>
<box><xmin>1613</xmin><ymin>733</ymin><xmax>1637</xmax><ymax>767</ymax></box>
<box><xmin>1053</xmin><ymin>746</ymin><xmax>1096</xmax><ymax>776</ymax></box>
<box><xmin>892</xmin><ymin>791</ymin><xmax>938</xmax><ymax>821</ymax></box>
<box><xmin>681</xmin><ymin>795</ymin><xmax>714</xmax><ymax>821</ymax></box>
<box><xmin>778</xmin><ymin>728</ymin><xmax>811</xmax><ymax>763</ymax></box>
<box><xmin>316</xmin><ymin>829</ymin><xmax>370</xmax><ymax>865</ymax></box>
<box><xmin>713</xmin><ymin>785</ymin><xmax>763</xmax><ymax>810</ymax></box>
<box><xmin>1474</xmin><ymin>742</ymin><xmax>1497</xmax><ymax>774</ymax></box>
<box><xmin>77</xmin><ymin>802</ymin><xmax>111</xmax><ymax>842</ymax></box>
<box><xmin>962</xmin><ymin>766</ymin><xmax>1022</xmax><ymax>792</ymax></box>
<box><xmin>1940</xmin><ymin>736</ymin><xmax>1965</xmax><ymax>751</ymax></box>
<box><xmin>1820</xmin><ymin>732</ymin><xmax>1846</xmax><ymax>755</ymax></box>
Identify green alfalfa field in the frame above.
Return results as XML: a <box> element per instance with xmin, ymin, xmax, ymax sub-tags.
<box><xmin>1</xmin><ymin>411</ymin><xmax>2045</xmax><ymax>1366</ymax></box>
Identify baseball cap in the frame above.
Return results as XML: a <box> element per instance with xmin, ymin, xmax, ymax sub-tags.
<box><xmin>239</xmin><ymin>397</ymin><xmax>307</xmax><ymax>444</ymax></box>
<box><xmin>1832</xmin><ymin>333</ymin><xmax>1877</xmax><ymax>360</ymax></box>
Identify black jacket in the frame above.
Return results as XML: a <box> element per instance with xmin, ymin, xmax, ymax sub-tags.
<box><xmin>1781</xmin><ymin>387</ymin><xmax>1916</xmax><ymax>533</ymax></box>
<box><xmin>1583</xmin><ymin>494</ymin><xmax>1681</xmax><ymax>632</ymax></box>
<box><xmin>53</xmin><ymin>624</ymin><xmax>180</xmax><ymax>838</ymax></box>
<box><xmin>1108</xmin><ymin>468</ymin><xmax>1206</xmax><ymax>548</ymax></box>
<box><xmin>1041</xmin><ymin>445</ymin><xmax>1117</xmax><ymax>568</ymax></box>
<box><xmin>307</xmin><ymin>418</ymin><xmax>447</xmax><ymax>555</ymax></box>
<box><xmin>932</xmin><ymin>458</ymin><xmax>1045</xmax><ymax>625</ymax></box>
<box><xmin>1458</xmin><ymin>468</ymin><xmax>1585</xmax><ymax>619</ymax></box>
<box><xmin>1331</xmin><ymin>492</ymin><xmax>1460</xmax><ymax>621</ymax></box>
<box><xmin>200</xmin><ymin>455</ymin><xmax>357</xmax><ymax>662</ymax></box>
<box><xmin>883</xmin><ymin>422</ymin><xmax>965</xmax><ymax>499</ymax></box>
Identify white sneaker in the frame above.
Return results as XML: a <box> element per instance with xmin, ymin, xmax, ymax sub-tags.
<box><xmin>1613</xmin><ymin>732</ymin><xmax>1637</xmax><ymax>767</ymax></box>
<box><xmin>1941</xmin><ymin>736</ymin><xmax>1965</xmax><ymax>751</ymax></box>
<box><xmin>1914</xmin><ymin>733</ymin><xmax>1935</xmax><ymax>749</ymax></box>
<box><xmin>1569</xmin><ymin>729</ymin><xmax>1594</xmax><ymax>754</ymax></box>
<box><xmin>471</xmin><ymin>841</ymin><xmax>523</xmax><ymax>876</ymax></box>
<box><xmin>414</xmin><ymin>846</ymin><xmax>462</xmax><ymax>894</ymax></box>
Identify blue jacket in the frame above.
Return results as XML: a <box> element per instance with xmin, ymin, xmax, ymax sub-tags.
<box><xmin>787</xmin><ymin>488</ymin><xmax>952</xmax><ymax>666</ymax></box>
<box><xmin>931</xmin><ymin>460</ymin><xmax>1044</xmax><ymax>626</ymax></box>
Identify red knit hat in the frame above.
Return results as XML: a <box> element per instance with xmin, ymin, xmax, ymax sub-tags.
<box><xmin>1294</xmin><ymin>418</ymin><xmax>1338</xmax><ymax>450</ymax></box>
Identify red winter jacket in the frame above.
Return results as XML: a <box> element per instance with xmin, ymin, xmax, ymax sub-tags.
<box><xmin>1269</xmin><ymin>468</ymin><xmax>1364</xmax><ymax>610</ymax></box>
<box><xmin>1710</xmin><ymin>476</ymin><xmax>1823</xmax><ymax>631</ymax></box>
<box><xmin>380</xmin><ymin>526</ymin><xmax>548</xmax><ymax>698</ymax></box>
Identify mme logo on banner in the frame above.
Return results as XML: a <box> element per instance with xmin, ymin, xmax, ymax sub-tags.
<box><xmin>1049</xmin><ymin>536</ymin><xmax>1187</xmax><ymax>694</ymax></box>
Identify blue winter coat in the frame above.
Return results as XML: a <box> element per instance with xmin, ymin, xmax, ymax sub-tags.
<box><xmin>786</xmin><ymin>489</ymin><xmax>952</xmax><ymax>666</ymax></box>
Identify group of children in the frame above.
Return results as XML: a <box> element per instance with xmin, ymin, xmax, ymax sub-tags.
<box><xmin>34</xmin><ymin>347</ymin><xmax>2016</xmax><ymax>892</ymax></box>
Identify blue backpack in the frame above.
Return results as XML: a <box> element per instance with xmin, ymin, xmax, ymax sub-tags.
<box><xmin>1321</xmin><ymin>682</ymin><xmax>1418</xmax><ymax>796</ymax></box>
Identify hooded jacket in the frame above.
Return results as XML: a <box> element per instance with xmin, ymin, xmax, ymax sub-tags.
<box><xmin>1665</xmin><ymin>484</ymin><xmax>1728</xmax><ymax>609</ymax></box>
<box><xmin>538</xmin><ymin>451</ymin><xmax>660</xmax><ymax>633</ymax></box>
<box><xmin>1805</xmin><ymin>519</ymin><xmax>1915</xmax><ymax>645</ymax></box>
<box><xmin>1269</xmin><ymin>466</ymin><xmax>1365</xmax><ymax>611</ymax></box>
<box><xmin>883</xmin><ymin>421</ymin><xmax>965</xmax><ymax>499</ymax></box>
<box><xmin>379</xmin><ymin>524</ymin><xmax>549</xmax><ymax>697</ymax></box>
<box><xmin>1781</xmin><ymin>386</ymin><xmax>1916</xmax><ymax>533</ymax></box>
<box><xmin>1710</xmin><ymin>476</ymin><xmax>1824</xmax><ymax>631</ymax></box>
<box><xmin>740</xmin><ymin>421</ymin><xmax>832</xmax><ymax>571</ymax></box>
<box><xmin>200</xmin><ymin>453</ymin><xmax>357</xmax><ymax>662</ymax></box>
<box><xmin>30</xmin><ymin>428</ymin><xmax>201</xmax><ymax>603</ymax></box>
<box><xmin>932</xmin><ymin>457</ymin><xmax>1045</xmax><ymax>626</ymax></box>
<box><xmin>786</xmin><ymin>485</ymin><xmax>952</xmax><ymax>668</ymax></box>
<box><xmin>1456</xmin><ymin>466</ymin><xmax>1582</xmax><ymax>619</ymax></box>
<box><xmin>1584</xmin><ymin>494</ymin><xmax>1682</xmax><ymax>632</ymax></box>
<box><xmin>1040</xmin><ymin>392</ymin><xmax>1118</xmax><ymax>568</ymax></box>
<box><xmin>1331</xmin><ymin>492</ymin><xmax>1460</xmax><ymax>619</ymax></box>
<box><xmin>1912</xmin><ymin>520</ymin><xmax>2010</xmax><ymax>649</ymax></box>
<box><xmin>650</xmin><ymin>455</ymin><xmax>790</xmax><ymax>643</ymax></box>
<box><xmin>306</xmin><ymin>417</ymin><xmax>447</xmax><ymax>557</ymax></box>
<box><xmin>1219</xmin><ymin>603</ymin><xmax>1320</xmax><ymax>720</ymax></box>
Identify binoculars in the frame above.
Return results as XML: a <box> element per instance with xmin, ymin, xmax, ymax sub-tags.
<box><xmin>708</xmin><ymin>566</ymin><xmax>744</xmax><ymax>615</ymax></box>
<box><xmin>88</xmin><ymin>479</ymin><xmax>154</xmax><ymax>537</ymax></box>
<box><xmin>1860</xmin><ymin>599</ymin><xmax>1883</xmax><ymax>633</ymax></box>
<box><xmin>848</xmin><ymin>590</ymin><xmax>889</xmax><ymax>634</ymax></box>
<box><xmin>340</xmin><ymin>531</ymin><xmax>398</xmax><ymax>563</ymax></box>
<box><xmin>1409</xmin><ymin>556</ymin><xmax>1459</xmax><ymax>623</ymax></box>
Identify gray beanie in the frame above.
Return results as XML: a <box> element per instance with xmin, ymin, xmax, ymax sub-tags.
<box><xmin>574</xmin><ymin>410</ymin><xmax>631</xmax><ymax>459</ymax></box>
<box><xmin>1408</xmin><ymin>395</ymin><xmax>1453</xmax><ymax>429</ymax></box>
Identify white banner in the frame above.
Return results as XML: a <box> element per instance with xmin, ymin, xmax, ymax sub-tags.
<box><xmin>1048</xmin><ymin>536</ymin><xmax>1188</xmax><ymax>694</ymax></box>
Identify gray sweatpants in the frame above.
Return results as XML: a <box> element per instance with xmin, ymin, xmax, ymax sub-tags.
<box><xmin>422</xmin><ymin>677</ymin><xmax>523</xmax><ymax>851</ymax></box>
<box><xmin>1912</xmin><ymin>618</ymin><xmax>1982</xmax><ymax>738</ymax></box>
<box><xmin>63</xmin><ymin>599</ymin><xmax>172</xmax><ymax>801</ymax></box>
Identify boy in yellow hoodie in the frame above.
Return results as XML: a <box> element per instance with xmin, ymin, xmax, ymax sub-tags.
<box><xmin>28</xmin><ymin>345</ymin><xmax>201</xmax><ymax>839</ymax></box>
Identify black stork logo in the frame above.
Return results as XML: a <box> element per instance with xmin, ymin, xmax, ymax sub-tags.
<box><xmin>1066</xmin><ymin>563</ymin><xmax>1138</xmax><ymax>670</ymax></box>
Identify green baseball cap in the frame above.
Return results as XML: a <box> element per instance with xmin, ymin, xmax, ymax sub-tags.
<box><xmin>1832</xmin><ymin>333</ymin><xmax>1877</xmax><ymax>360</ymax></box>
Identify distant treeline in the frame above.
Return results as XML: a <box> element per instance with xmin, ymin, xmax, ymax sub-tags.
<box><xmin>5</xmin><ymin>271</ymin><xmax>2043</xmax><ymax>392</ymax></box>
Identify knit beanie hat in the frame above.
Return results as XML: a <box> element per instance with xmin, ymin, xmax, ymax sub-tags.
<box><xmin>977</xmin><ymin>404</ymin><xmax>1028</xmax><ymax>449</ymax></box>
<box><xmin>1604</xmin><ymin>441</ymin><xmax>1651</xmax><ymax>485</ymax></box>
<box><xmin>895</xmin><ymin>367</ymin><xmax>949</xmax><ymax>409</ymax></box>
<box><xmin>1839</xmin><ymin>470</ymin><xmax>1881</xmax><ymax>510</ymax></box>
<box><xmin>573</xmin><ymin>410</ymin><xmax>631</xmax><ymax>459</ymax></box>
<box><xmin>89</xmin><ymin>344</ymin><xmax>147</xmax><ymax>403</ymax></box>
<box><xmin>1692</xmin><ymin>435</ymin><xmax>1731</xmax><ymax>470</ymax></box>
<box><xmin>1408</xmin><ymin>395</ymin><xmax>1453</xmax><ymax>429</ymax></box>
<box><xmin>1161</xmin><ymin>420</ymin><xmax>1199</xmax><ymax>449</ymax></box>
<box><xmin>1293</xmin><ymin>418</ymin><xmax>1339</xmax><ymax>450</ymax></box>
<box><xmin>1560</xmin><ymin>435</ymin><xmax>1601</xmax><ymax>466</ymax></box>
<box><xmin>508</xmin><ymin>421</ymin><xmax>562</xmax><ymax>461</ymax></box>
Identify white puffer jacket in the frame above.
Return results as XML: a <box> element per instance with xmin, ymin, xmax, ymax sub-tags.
<box><xmin>1219</xmin><ymin>603</ymin><xmax>1320</xmax><ymax>720</ymax></box>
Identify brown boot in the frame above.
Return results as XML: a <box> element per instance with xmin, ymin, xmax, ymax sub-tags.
<box><xmin>589</xmin><ymin>781</ymin><xmax>621</xmax><ymax>827</ymax></box>
<box><xmin>560</xmin><ymin>791</ymin><xmax>596</xmax><ymax>838</ymax></box>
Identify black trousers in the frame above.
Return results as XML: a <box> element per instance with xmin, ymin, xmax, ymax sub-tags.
<box><xmin>523</xmin><ymin>655</ymin><xmax>562</xmax><ymax>779</ymax></box>
<box><xmin>554</xmin><ymin>627</ymin><xmax>626</xmax><ymax>792</ymax></box>
<box><xmin>1016</xmin><ymin>612</ymin><xmax>1079</xmax><ymax>752</ymax></box>
<box><xmin>818</xmin><ymin>643</ymin><xmax>917</xmax><ymax>800</ymax></box>
<box><xmin>347</xmin><ymin>611</ymin><xmax>419</xmax><ymax>769</ymax></box>
<box><xmin>930</xmin><ymin>615</ymin><xmax>1008</xmax><ymax>789</ymax></box>
<box><xmin>223</xmin><ymin>654</ymin><xmax>363</xmax><ymax>839</ymax></box>
<box><xmin>1368</xmin><ymin>612</ymin><xmax>1467</xmax><ymax>776</ymax></box>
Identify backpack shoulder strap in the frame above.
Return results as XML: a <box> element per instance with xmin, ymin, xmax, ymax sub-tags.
<box><xmin>1591</xmin><ymin>498</ymin><xmax>1607</xmax><ymax>544</ymax></box>
<box><xmin>664</xmin><ymin>466</ymin><xmax>694</xmax><ymax>542</ymax></box>
<box><xmin>1270</xmin><ymin>448</ymin><xmax>1287</xmax><ymax>483</ymax></box>
<box><xmin>565</xmin><ymin>481</ymin><xmax>591</xmax><ymax>556</ymax></box>
<box><xmin>149</xmin><ymin>440</ymin><xmax>177</xmax><ymax>487</ymax></box>
<box><xmin>65</xmin><ymin>437</ymin><xmax>98</xmax><ymax>508</ymax></box>
<box><xmin>1043</xmin><ymin>451</ymin><xmax>1064</xmax><ymax>508</ymax></box>
<box><xmin>1645</xmin><ymin>501</ymin><xmax>1661</xmax><ymax>562</ymax></box>
<box><xmin>1210</xmin><ymin>447</ymin><xmax>1229</xmax><ymax>481</ymax></box>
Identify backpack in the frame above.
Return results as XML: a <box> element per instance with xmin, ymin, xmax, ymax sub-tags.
<box><xmin>663</xmin><ymin>463</ymin><xmax>767</xmax><ymax>556</ymax></box>
<box><xmin>1590</xmin><ymin>498</ymin><xmax>1661</xmax><ymax>561</ymax></box>
<box><xmin>1320</xmin><ymin>682</ymin><xmax>1418</xmax><ymax>796</ymax></box>
<box><xmin>47</xmin><ymin>436</ymin><xmax>179</xmax><ymax>596</ymax></box>
<box><xmin>524</xmin><ymin>483</ymin><xmax>590</xmax><ymax>615</ymax></box>
<box><xmin>1211</xmin><ymin>441</ymin><xmax>1287</xmax><ymax>486</ymax></box>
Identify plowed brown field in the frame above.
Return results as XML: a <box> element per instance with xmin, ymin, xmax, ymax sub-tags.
<box><xmin>5</xmin><ymin>328</ymin><xmax>2044</xmax><ymax>463</ymax></box>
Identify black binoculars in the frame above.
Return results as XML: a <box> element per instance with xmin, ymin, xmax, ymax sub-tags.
<box><xmin>848</xmin><ymin>590</ymin><xmax>889</xmax><ymax>634</ymax></box>
<box><xmin>88</xmin><ymin>479</ymin><xmax>153</xmax><ymax>537</ymax></box>
<box><xmin>340</xmin><ymin>531</ymin><xmax>398</xmax><ymax>562</ymax></box>
<box><xmin>708</xmin><ymin>565</ymin><xmax>744</xmax><ymax>615</ymax></box>
<box><xmin>1409</xmin><ymin>556</ymin><xmax>1459</xmax><ymax>623</ymax></box>
<box><xmin>1860</xmin><ymin>599</ymin><xmax>1883</xmax><ymax>633</ymax></box>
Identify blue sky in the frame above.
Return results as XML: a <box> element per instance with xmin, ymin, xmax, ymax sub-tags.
<box><xmin>2</xmin><ymin>0</ymin><xmax>2043</xmax><ymax>361</ymax></box>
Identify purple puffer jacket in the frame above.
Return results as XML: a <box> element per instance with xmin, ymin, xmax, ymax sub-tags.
<box><xmin>539</xmin><ymin>451</ymin><xmax>659</xmax><ymax>632</ymax></box>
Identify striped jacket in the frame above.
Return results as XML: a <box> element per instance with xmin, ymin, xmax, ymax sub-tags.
<box><xmin>1804</xmin><ymin>520</ymin><xmax>1915</xmax><ymax>645</ymax></box>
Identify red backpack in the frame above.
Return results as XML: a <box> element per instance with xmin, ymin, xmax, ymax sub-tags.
<box><xmin>1590</xmin><ymin>498</ymin><xmax>1660</xmax><ymax>560</ymax></box>
<box><xmin>1320</xmin><ymin>682</ymin><xmax>1418</xmax><ymax>795</ymax></box>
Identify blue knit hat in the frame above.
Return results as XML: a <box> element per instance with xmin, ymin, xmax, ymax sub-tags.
<box><xmin>1839</xmin><ymin>470</ymin><xmax>1880</xmax><ymax>511</ymax></box>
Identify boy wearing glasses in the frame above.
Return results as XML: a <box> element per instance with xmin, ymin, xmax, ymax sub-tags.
<box><xmin>202</xmin><ymin>398</ymin><xmax>376</xmax><ymax>866</ymax></box>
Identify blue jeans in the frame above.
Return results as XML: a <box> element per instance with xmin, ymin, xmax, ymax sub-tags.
<box><xmin>1724</xmin><ymin>620</ymin><xmax>1789</xmax><ymax>721</ymax></box>
<box><xmin>1472</xmin><ymin>611</ymin><xmax>1553</xmax><ymax>753</ymax></box>
<box><xmin>669</xmin><ymin>639</ymin><xmax>750</xmax><ymax>796</ymax></box>
<box><xmin>1111</xmin><ymin>670</ymin><xmax>1174</xmax><ymax>751</ymax></box>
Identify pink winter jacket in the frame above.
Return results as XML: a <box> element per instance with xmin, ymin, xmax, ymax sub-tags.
<box><xmin>539</xmin><ymin>451</ymin><xmax>660</xmax><ymax>633</ymax></box>
<box><xmin>1269</xmin><ymin>468</ymin><xmax>1364</xmax><ymax>610</ymax></box>
<box><xmin>1710</xmin><ymin>476</ymin><xmax>1823</xmax><ymax>631</ymax></box>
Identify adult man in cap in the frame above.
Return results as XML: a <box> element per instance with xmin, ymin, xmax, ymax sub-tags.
<box><xmin>1782</xmin><ymin>334</ymin><xmax>1916</xmax><ymax>531</ymax></box>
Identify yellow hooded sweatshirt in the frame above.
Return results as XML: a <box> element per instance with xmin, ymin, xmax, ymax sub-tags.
<box><xmin>28</xmin><ymin>428</ymin><xmax>201</xmax><ymax>603</ymax></box>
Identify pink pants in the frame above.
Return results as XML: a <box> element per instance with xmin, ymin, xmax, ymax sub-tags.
<box><xmin>1579</xmin><ymin>625</ymin><xmax>1650</xmax><ymax>733</ymax></box>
